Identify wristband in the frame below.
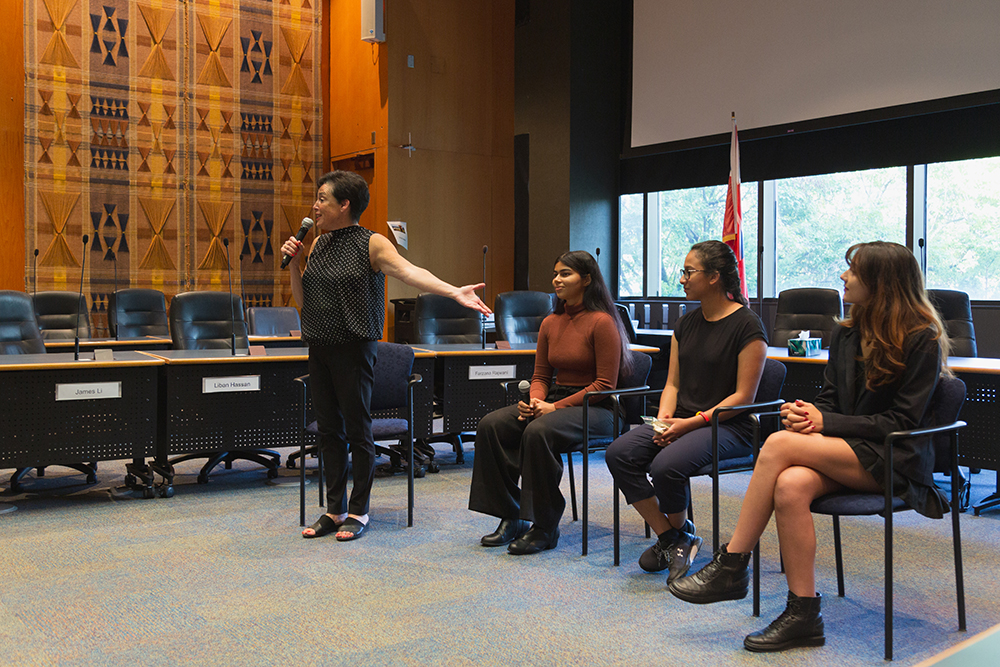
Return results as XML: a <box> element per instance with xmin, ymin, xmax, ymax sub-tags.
<box><xmin>697</xmin><ymin>411</ymin><xmax>710</xmax><ymax>423</ymax></box>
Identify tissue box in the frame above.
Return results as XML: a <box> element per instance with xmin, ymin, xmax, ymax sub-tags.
<box><xmin>788</xmin><ymin>337</ymin><xmax>822</xmax><ymax>357</ymax></box>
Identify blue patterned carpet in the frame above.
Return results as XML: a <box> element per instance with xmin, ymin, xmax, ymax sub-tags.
<box><xmin>1</xmin><ymin>447</ymin><xmax>998</xmax><ymax>666</ymax></box>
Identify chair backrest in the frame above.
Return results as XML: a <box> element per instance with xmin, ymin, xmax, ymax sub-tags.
<box><xmin>494</xmin><ymin>291</ymin><xmax>554</xmax><ymax>344</ymax></box>
<box><xmin>109</xmin><ymin>288</ymin><xmax>169</xmax><ymax>338</ymax></box>
<box><xmin>247</xmin><ymin>306</ymin><xmax>301</xmax><ymax>336</ymax></box>
<box><xmin>927</xmin><ymin>289</ymin><xmax>977</xmax><ymax>357</ymax></box>
<box><xmin>619</xmin><ymin>349</ymin><xmax>654</xmax><ymax>426</ymax></box>
<box><xmin>33</xmin><ymin>291</ymin><xmax>90</xmax><ymax>340</ymax></box>
<box><xmin>0</xmin><ymin>290</ymin><xmax>47</xmax><ymax>354</ymax></box>
<box><xmin>772</xmin><ymin>288</ymin><xmax>843</xmax><ymax>349</ymax></box>
<box><xmin>414</xmin><ymin>293</ymin><xmax>482</xmax><ymax>345</ymax></box>
<box><xmin>922</xmin><ymin>375</ymin><xmax>967</xmax><ymax>474</ymax></box>
<box><xmin>371</xmin><ymin>341</ymin><xmax>416</xmax><ymax>412</ymax></box>
<box><xmin>169</xmin><ymin>291</ymin><xmax>249</xmax><ymax>351</ymax></box>
<box><xmin>614</xmin><ymin>303</ymin><xmax>637</xmax><ymax>343</ymax></box>
<box><xmin>753</xmin><ymin>358</ymin><xmax>787</xmax><ymax>438</ymax></box>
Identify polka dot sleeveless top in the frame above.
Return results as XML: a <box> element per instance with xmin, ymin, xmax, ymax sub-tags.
<box><xmin>301</xmin><ymin>225</ymin><xmax>385</xmax><ymax>345</ymax></box>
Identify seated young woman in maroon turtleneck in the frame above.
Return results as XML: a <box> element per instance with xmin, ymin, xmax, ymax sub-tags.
<box><xmin>468</xmin><ymin>250</ymin><xmax>633</xmax><ymax>555</ymax></box>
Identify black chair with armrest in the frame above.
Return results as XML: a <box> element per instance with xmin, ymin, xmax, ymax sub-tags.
<box><xmin>614</xmin><ymin>303</ymin><xmax>638</xmax><ymax>344</ymax></box>
<box><xmin>611</xmin><ymin>358</ymin><xmax>786</xmax><ymax>609</ymax></box>
<box><xmin>927</xmin><ymin>289</ymin><xmax>976</xmax><ymax>358</ymax></box>
<box><xmin>248</xmin><ymin>306</ymin><xmax>301</xmax><ymax>336</ymax></box>
<box><xmin>561</xmin><ymin>349</ymin><xmax>653</xmax><ymax>556</ymax></box>
<box><xmin>413</xmin><ymin>293</ymin><xmax>484</xmax><ymax>464</ymax></box>
<box><xmin>294</xmin><ymin>342</ymin><xmax>423</xmax><ymax>527</ymax></box>
<box><xmin>414</xmin><ymin>293</ymin><xmax>483</xmax><ymax>344</ymax></box>
<box><xmin>33</xmin><ymin>291</ymin><xmax>90</xmax><ymax>340</ymax></box>
<box><xmin>494</xmin><ymin>291</ymin><xmax>553</xmax><ymax>344</ymax></box>
<box><xmin>0</xmin><ymin>291</ymin><xmax>47</xmax><ymax>355</ymax></box>
<box><xmin>108</xmin><ymin>288</ymin><xmax>169</xmax><ymax>338</ymax></box>
<box><xmin>808</xmin><ymin>375</ymin><xmax>967</xmax><ymax>660</ymax></box>
<box><xmin>772</xmin><ymin>288</ymin><xmax>842</xmax><ymax>349</ymax></box>
<box><xmin>2</xmin><ymin>291</ymin><xmax>97</xmax><ymax>490</ymax></box>
<box><xmin>163</xmin><ymin>291</ymin><xmax>278</xmax><ymax>482</ymax></box>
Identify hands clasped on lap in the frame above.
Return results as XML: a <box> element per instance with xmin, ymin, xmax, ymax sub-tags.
<box><xmin>781</xmin><ymin>399</ymin><xmax>824</xmax><ymax>434</ymax></box>
<box><xmin>517</xmin><ymin>399</ymin><xmax>556</xmax><ymax>421</ymax></box>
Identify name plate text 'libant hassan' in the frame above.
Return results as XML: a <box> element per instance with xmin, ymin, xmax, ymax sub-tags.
<box><xmin>202</xmin><ymin>376</ymin><xmax>262</xmax><ymax>394</ymax></box>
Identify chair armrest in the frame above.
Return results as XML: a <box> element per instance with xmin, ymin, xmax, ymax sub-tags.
<box><xmin>408</xmin><ymin>373</ymin><xmax>423</xmax><ymax>386</ymax></box>
<box><xmin>584</xmin><ymin>385</ymin><xmax>650</xmax><ymax>400</ymax></box>
<box><xmin>709</xmin><ymin>399</ymin><xmax>785</xmax><ymax>426</ymax></box>
<box><xmin>293</xmin><ymin>373</ymin><xmax>309</xmax><ymax>387</ymax></box>
<box><xmin>884</xmin><ymin>420</ymin><xmax>967</xmax><ymax>445</ymax></box>
<box><xmin>882</xmin><ymin>420</ymin><xmax>967</xmax><ymax>505</ymax></box>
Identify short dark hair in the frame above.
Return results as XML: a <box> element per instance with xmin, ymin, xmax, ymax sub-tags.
<box><xmin>316</xmin><ymin>171</ymin><xmax>370</xmax><ymax>222</ymax></box>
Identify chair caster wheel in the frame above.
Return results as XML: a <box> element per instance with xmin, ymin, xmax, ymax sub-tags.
<box><xmin>87</xmin><ymin>474</ymin><xmax>97</xmax><ymax>485</ymax></box>
<box><xmin>158</xmin><ymin>485</ymin><xmax>174</xmax><ymax>498</ymax></box>
<box><xmin>143</xmin><ymin>486</ymin><xmax>156</xmax><ymax>499</ymax></box>
<box><xmin>427</xmin><ymin>461</ymin><xmax>440</xmax><ymax>474</ymax></box>
<box><xmin>197</xmin><ymin>474</ymin><xmax>209</xmax><ymax>484</ymax></box>
<box><xmin>286</xmin><ymin>460</ymin><xmax>297</xmax><ymax>469</ymax></box>
<box><xmin>413</xmin><ymin>465</ymin><xmax>426</xmax><ymax>479</ymax></box>
<box><xmin>267</xmin><ymin>468</ymin><xmax>279</xmax><ymax>479</ymax></box>
<box><xmin>125</xmin><ymin>474</ymin><xmax>137</xmax><ymax>487</ymax></box>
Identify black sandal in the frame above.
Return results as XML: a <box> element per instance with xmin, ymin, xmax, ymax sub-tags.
<box><xmin>335</xmin><ymin>517</ymin><xmax>368</xmax><ymax>541</ymax></box>
<box><xmin>302</xmin><ymin>514</ymin><xmax>341</xmax><ymax>538</ymax></box>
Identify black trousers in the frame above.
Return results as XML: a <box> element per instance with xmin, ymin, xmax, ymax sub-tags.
<box><xmin>308</xmin><ymin>341</ymin><xmax>378</xmax><ymax>516</ymax></box>
<box><xmin>468</xmin><ymin>388</ymin><xmax>614</xmax><ymax>531</ymax></box>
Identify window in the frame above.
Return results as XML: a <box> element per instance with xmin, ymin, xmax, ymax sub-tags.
<box><xmin>655</xmin><ymin>183</ymin><xmax>758</xmax><ymax>298</ymax></box>
<box><xmin>618</xmin><ymin>193</ymin><xmax>644</xmax><ymax>297</ymax></box>
<box><xmin>926</xmin><ymin>156</ymin><xmax>1000</xmax><ymax>299</ymax></box>
<box><xmin>774</xmin><ymin>168</ymin><xmax>906</xmax><ymax>293</ymax></box>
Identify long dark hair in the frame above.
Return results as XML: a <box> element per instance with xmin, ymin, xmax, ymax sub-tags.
<box><xmin>552</xmin><ymin>250</ymin><xmax>634</xmax><ymax>375</ymax></box>
<box><xmin>690</xmin><ymin>240</ymin><xmax>748</xmax><ymax>306</ymax></box>
<box><xmin>841</xmin><ymin>241</ymin><xmax>949</xmax><ymax>388</ymax></box>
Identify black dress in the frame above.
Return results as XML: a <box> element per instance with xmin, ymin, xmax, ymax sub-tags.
<box><xmin>816</xmin><ymin>324</ymin><xmax>948</xmax><ymax>518</ymax></box>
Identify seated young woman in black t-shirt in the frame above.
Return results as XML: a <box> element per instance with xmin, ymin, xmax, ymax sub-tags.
<box><xmin>605</xmin><ymin>240</ymin><xmax>767</xmax><ymax>583</ymax></box>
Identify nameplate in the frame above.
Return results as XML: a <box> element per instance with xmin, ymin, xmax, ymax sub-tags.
<box><xmin>468</xmin><ymin>365</ymin><xmax>517</xmax><ymax>380</ymax></box>
<box><xmin>56</xmin><ymin>381</ymin><xmax>122</xmax><ymax>401</ymax></box>
<box><xmin>203</xmin><ymin>375</ymin><xmax>261</xmax><ymax>393</ymax></box>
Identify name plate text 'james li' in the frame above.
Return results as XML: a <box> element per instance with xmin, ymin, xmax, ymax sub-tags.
<box><xmin>55</xmin><ymin>381</ymin><xmax>122</xmax><ymax>401</ymax></box>
<box><xmin>468</xmin><ymin>365</ymin><xmax>517</xmax><ymax>380</ymax></box>
<box><xmin>203</xmin><ymin>376</ymin><xmax>261</xmax><ymax>394</ymax></box>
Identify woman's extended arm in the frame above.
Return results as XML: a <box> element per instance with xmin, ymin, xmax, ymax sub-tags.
<box><xmin>369</xmin><ymin>233</ymin><xmax>490</xmax><ymax>314</ymax></box>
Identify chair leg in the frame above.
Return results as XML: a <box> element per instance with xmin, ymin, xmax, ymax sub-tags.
<box><xmin>613</xmin><ymin>481</ymin><xmax>620</xmax><ymax>566</ymax></box>
<box><xmin>582</xmin><ymin>446</ymin><xmax>589</xmax><ymax>556</ymax></box>
<box><xmin>753</xmin><ymin>541</ymin><xmax>760</xmax><ymax>618</ymax></box>
<box><xmin>566</xmin><ymin>452</ymin><xmax>578</xmax><ymax>522</ymax></box>
<box><xmin>833</xmin><ymin>516</ymin><xmax>845</xmax><ymax>597</ymax></box>
<box><xmin>885</xmin><ymin>499</ymin><xmax>894</xmax><ymax>661</ymax></box>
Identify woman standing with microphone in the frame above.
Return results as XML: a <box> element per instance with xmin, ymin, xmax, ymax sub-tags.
<box><xmin>283</xmin><ymin>170</ymin><xmax>490</xmax><ymax>541</ymax></box>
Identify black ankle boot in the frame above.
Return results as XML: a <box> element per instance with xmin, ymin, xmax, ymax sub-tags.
<box><xmin>668</xmin><ymin>543</ymin><xmax>750</xmax><ymax>604</ymax></box>
<box><xmin>744</xmin><ymin>591</ymin><xmax>825</xmax><ymax>652</ymax></box>
<box><xmin>480</xmin><ymin>518</ymin><xmax>529</xmax><ymax>547</ymax></box>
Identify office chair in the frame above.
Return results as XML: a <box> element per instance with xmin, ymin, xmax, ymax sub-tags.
<box><xmin>33</xmin><ymin>291</ymin><xmax>91</xmax><ymax>340</ymax></box>
<box><xmin>809</xmin><ymin>375</ymin><xmax>967</xmax><ymax>660</ymax></box>
<box><xmin>0</xmin><ymin>291</ymin><xmax>47</xmax><ymax>354</ymax></box>
<box><xmin>772</xmin><ymin>288</ymin><xmax>843</xmax><ymax>349</ymax></box>
<box><xmin>927</xmin><ymin>289</ymin><xmax>977</xmax><ymax>357</ymax></box>
<box><xmin>563</xmin><ymin>349</ymin><xmax>653</xmax><ymax>556</ymax></box>
<box><xmin>163</xmin><ymin>291</ymin><xmax>278</xmax><ymax>482</ymax></box>
<box><xmin>295</xmin><ymin>342</ymin><xmax>423</xmax><ymax>527</ymax></box>
<box><xmin>414</xmin><ymin>293</ymin><xmax>483</xmax><ymax>345</ymax></box>
<box><xmin>108</xmin><ymin>288</ymin><xmax>169</xmax><ymax>338</ymax></box>
<box><xmin>494</xmin><ymin>291</ymin><xmax>554</xmax><ymax>344</ymax></box>
<box><xmin>247</xmin><ymin>306</ymin><xmax>301</xmax><ymax>336</ymax></box>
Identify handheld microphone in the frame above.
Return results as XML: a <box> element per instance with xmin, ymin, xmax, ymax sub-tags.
<box><xmin>280</xmin><ymin>217</ymin><xmax>315</xmax><ymax>269</ymax></box>
<box><xmin>238</xmin><ymin>253</ymin><xmax>248</xmax><ymax>320</ymax></box>
<box><xmin>518</xmin><ymin>379</ymin><xmax>532</xmax><ymax>420</ymax></box>
<box><xmin>482</xmin><ymin>245</ymin><xmax>488</xmax><ymax>350</ymax></box>
<box><xmin>111</xmin><ymin>249</ymin><xmax>118</xmax><ymax>340</ymax></box>
<box><xmin>74</xmin><ymin>234</ymin><xmax>89</xmax><ymax>361</ymax></box>
<box><xmin>223</xmin><ymin>238</ymin><xmax>240</xmax><ymax>356</ymax></box>
<box><xmin>32</xmin><ymin>248</ymin><xmax>38</xmax><ymax>295</ymax></box>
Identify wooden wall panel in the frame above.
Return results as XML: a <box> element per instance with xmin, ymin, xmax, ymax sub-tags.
<box><xmin>0</xmin><ymin>0</ymin><xmax>25</xmax><ymax>291</ymax></box>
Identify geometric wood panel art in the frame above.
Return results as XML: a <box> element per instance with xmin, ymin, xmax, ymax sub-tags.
<box><xmin>25</xmin><ymin>0</ymin><xmax>322</xmax><ymax>334</ymax></box>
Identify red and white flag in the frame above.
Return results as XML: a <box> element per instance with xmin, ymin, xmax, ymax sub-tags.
<box><xmin>722</xmin><ymin>116</ymin><xmax>748</xmax><ymax>301</ymax></box>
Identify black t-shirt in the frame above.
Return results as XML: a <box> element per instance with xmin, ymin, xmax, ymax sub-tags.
<box><xmin>673</xmin><ymin>306</ymin><xmax>767</xmax><ymax>430</ymax></box>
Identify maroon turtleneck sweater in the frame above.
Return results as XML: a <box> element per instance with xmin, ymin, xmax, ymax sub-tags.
<box><xmin>530</xmin><ymin>302</ymin><xmax>622</xmax><ymax>408</ymax></box>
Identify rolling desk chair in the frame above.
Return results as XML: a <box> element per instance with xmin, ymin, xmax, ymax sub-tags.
<box><xmin>494</xmin><ymin>291</ymin><xmax>554</xmax><ymax>344</ymax></box>
<box><xmin>248</xmin><ymin>306</ymin><xmax>301</xmax><ymax>336</ymax></box>
<box><xmin>33</xmin><ymin>291</ymin><xmax>90</xmax><ymax>340</ymax></box>
<box><xmin>771</xmin><ymin>288</ymin><xmax>842</xmax><ymax>348</ymax></box>
<box><xmin>108</xmin><ymin>288</ymin><xmax>169</xmax><ymax>338</ymax></box>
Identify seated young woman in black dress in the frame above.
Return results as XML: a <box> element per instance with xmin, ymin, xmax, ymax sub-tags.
<box><xmin>669</xmin><ymin>241</ymin><xmax>951</xmax><ymax>653</ymax></box>
<box><xmin>468</xmin><ymin>250</ymin><xmax>633</xmax><ymax>555</ymax></box>
<box><xmin>605</xmin><ymin>240</ymin><xmax>767</xmax><ymax>582</ymax></box>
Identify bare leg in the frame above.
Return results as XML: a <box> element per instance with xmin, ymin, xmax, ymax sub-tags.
<box><xmin>632</xmin><ymin>497</ymin><xmax>687</xmax><ymax>535</ymax></box>
<box><xmin>727</xmin><ymin>430</ymin><xmax>880</xmax><ymax>554</ymax></box>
